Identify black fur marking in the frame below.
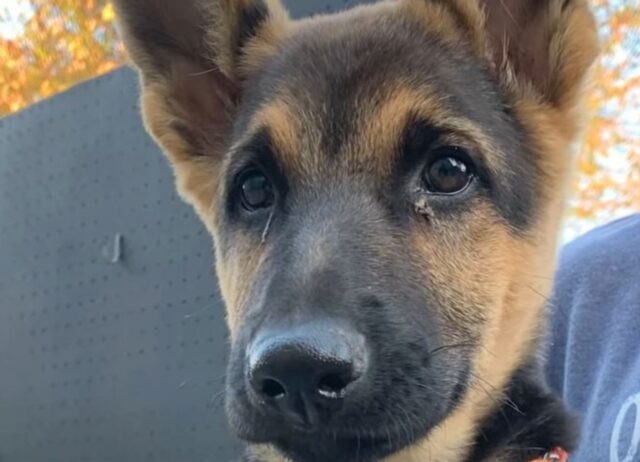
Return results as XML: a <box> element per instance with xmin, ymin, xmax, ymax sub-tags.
<box><xmin>238</xmin><ymin>2</ymin><xmax>270</xmax><ymax>53</ymax></box>
<box><xmin>467</xmin><ymin>363</ymin><xmax>578</xmax><ymax>462</ymax></box>
<box><xmin>399</xmin><ymin>120</ymin><xmax>442</xmax><ymax>176</ymax></box>
<box><xmin>447</xmin><ymin>363</ymin><xmax>471</xmax><ymax>413</ymax></box>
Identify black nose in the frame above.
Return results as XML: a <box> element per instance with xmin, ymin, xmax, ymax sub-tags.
<box><xmin>247</xmin><ymin>322</ymin><xmax>367</xmax><ymax>428</ymax></box>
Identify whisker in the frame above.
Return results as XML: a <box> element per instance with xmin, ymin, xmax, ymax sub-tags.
<box><xmin>467</xmin><ymin>370</ymin><xmax>524</xmax><ymax>416</ymax></box>
<box><xmin>428</xmin><ymin>338</ymin><xmax>480</xmax><ymax>357</ymax></box>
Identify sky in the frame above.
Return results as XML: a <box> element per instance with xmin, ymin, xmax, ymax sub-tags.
<box><xmin>0</xmin><ymin>0</ymin><xmax>32</xmax><ymax>39</ymax></box>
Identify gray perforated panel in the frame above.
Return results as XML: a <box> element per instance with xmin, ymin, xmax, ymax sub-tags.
<box><xmin>0</xmin><ymin>68</ymin><xmax>237</xmax><ymax>462</ymax></box>
<box><xmin>0</xmin><ymin>2</ymin><xmax>372</xmax><ymax>462</ymax></box>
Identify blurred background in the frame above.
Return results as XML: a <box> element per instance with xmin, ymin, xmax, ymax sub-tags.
<box><xmin>2</xmin><ymin>0</ymin><xmax>638</xmax><ymax>240</ymax></box>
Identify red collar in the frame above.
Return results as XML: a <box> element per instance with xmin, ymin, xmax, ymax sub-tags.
<box><xmin>530</xmin><ymin>447</ymin><xmax>569</xmax><ymax>462</ymax></box>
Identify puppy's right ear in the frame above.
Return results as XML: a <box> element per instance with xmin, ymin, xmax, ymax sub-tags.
<box><xmin>114</xmin><ymin>0</ymin><xmax>289</xmax><ymax>222</ymax></box>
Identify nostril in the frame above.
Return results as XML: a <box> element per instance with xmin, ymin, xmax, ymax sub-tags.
<box><xmin>261</xmin><ymin>378</ymin><xmax>286</xmax><ymax>399</ymax></box>
<box><xmin>317</xmin><ymin>372</ymin><xmax>351</xmax><ymax>399</ymax></box>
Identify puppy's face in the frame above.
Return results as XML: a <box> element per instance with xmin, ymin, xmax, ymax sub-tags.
<box><xmin>219</xmin><ymin>10</ymin><xmax>536</xmax><ymax>460</ymax></box>
<box><xmin>115</xmin><ymin>1</ymin><xmax>598</xmax><ymax>461</ymax></box>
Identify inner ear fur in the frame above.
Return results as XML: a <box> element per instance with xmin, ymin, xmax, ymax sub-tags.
<box><xmin>113</xmin><ymin>0</ymin><xmax>289</xmax><ymax>221</ymax></box>
<box><xmin>478</xmin><ymin>0</ymin><xmax>599</xmax><ymax>111</ymax></box>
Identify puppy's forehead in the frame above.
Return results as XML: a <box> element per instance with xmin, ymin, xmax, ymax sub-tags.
<box><xmin>236</xmin><ymin>4</ymin><xmax>521</xmax><ymax>183</ymax></box>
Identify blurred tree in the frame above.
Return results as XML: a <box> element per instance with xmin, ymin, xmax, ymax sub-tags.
<box><xmin>0</xmin><ymin>0</ymin><xmax>123</xmax><ymax>115</ymax></box>
<box><xmin>0</xmin><ymin>0</ymin><xmax>638</xmax><ymax>230</ymax></box>
<box><xmin>571</xmin><ymin>1</ymin><xmax>640</xmax><ymax>227</ymax></box>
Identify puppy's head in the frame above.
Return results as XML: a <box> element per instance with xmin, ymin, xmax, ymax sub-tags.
<box><xmin>115</xmin><ymin>1</ymin><xmax>598</xmax><ymax>461</ymax></box>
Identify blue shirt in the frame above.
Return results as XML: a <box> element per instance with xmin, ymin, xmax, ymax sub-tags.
<box><xmin>546</xmin><ymin>214</ymin><xmax>640</xmax><ymax>462</ymax></box>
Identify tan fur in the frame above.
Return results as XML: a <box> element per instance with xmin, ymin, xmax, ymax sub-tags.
<box><xmin>241</xmin><ymin>99</ymin><xmax>307</xmax><ymax>174</ymax></box>
<box><xmin>354</xmin><ymin>85</ymin><xmax>457</xmax><ymax>177</ymax></box>
<box><xmin>216</xmin><ymin>230</ymin><xmax>271</xmax><ymax>337</ymax></box>
<box><xmin>140</xmin><ymin>81</ymin><xmax>221</xmax><ymax>233</ymax></box>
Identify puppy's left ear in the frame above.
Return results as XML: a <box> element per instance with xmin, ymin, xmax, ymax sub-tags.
<box><xmin>113</xmin><ymin>0</ymin><xmax>289</xmax><ymax>223</ymax></box>
<box><xmin>480</xmin><ymin>0</ymin><xmax>599</xmax><ymax>113</ymax></box>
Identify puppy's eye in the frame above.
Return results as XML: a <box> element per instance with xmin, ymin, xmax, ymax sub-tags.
<box><xmin>239</xmin><ymin>169</ymin><xmax>274</xmax><ymax>211</ymax></box>
<box><xmin>423</xmin><ymin>148</ymin><xmax>474</xmax><ymax>194</ymax></box>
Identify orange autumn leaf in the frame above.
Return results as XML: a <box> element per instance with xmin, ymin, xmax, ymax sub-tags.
<box><xmin>570</xmin><ymin>2</ymin><xmax>640</xmax><ymax>227</ymax></box>
<box><xmin>0</xmin><ymin>0</ymin><xmax>124</xmax><ymax>115</ymax></box>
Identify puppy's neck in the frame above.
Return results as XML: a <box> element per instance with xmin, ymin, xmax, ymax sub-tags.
<box><xmin>383</xmin><ymin>362</ymin><xmax>575</xmax><ymax>462</ymax></box>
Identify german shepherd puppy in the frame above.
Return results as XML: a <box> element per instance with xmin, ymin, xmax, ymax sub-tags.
<box><xmin>114</xmin><ymin>1</ymin><xmax>598</xmax><ymax>461</ymax></box>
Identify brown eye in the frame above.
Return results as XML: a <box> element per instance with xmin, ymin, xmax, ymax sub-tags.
<box><xmin>423</xmin><ymin>148</ymin><xmax>474</xmax><ymax>194</ymax></box>
<box><xmin>239</xmin><ymin>170</ymin><xmax>274</xmax><ymax>211</ymax></box>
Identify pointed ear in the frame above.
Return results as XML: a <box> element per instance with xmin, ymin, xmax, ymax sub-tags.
<box><xmin>480</xmin><ymin>0</ymin><xmax>598</xmax><ymax>111</ymax></box>
<box><xmin>113</xmin><ymin>0</ymin><xmax>289</xmax><ymax>221</ymax></box>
